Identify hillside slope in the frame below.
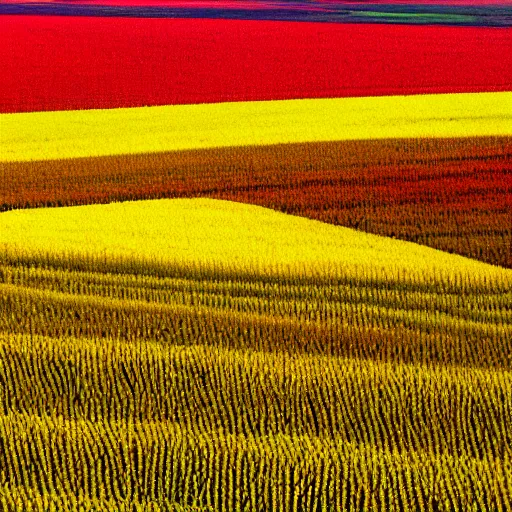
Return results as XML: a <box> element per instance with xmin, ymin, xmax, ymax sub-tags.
<box><xmin>1</xmin><ymin>198</ymin><xmax>511</xmax><ymax>509</ymax></box>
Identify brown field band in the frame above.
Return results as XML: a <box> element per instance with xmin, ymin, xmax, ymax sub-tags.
<box><xmin>2</xmin><ymin>136</ymin><xmax>511</xmax><ymax>268</ymax></box>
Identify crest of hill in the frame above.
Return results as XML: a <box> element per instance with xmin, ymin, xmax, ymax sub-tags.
<box><xmin>1</xmin><ymin>198</ymin><xmax>510</xmax><ymax>284</ymax></box>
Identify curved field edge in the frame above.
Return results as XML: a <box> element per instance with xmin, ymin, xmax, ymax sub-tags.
<box><xmin>2</xmin><ymin>199</ymin><xmax>511</xmax><ymax>509</ymax></box>
<box><xmin>1</xmin><ymin>92</ymin><xmax>511</xmax><ymax>163</ymax></box>
<box><xmin>2</xmin><ymin>17</ymin><xmax>512</xmax><ymax>114</ymax></box>
<box><xmin>1</xmin><ymin>198</ymin><xmax>510</xmax><ymax>370</ymax></box>
<box><xmin>1</xmin><ymin>198</ymin><xmax>510</xmax><ymax>282</ymax></box>
<box><xmin>3</xmin><ymin>136</ymin><xmax>510</xmax><ymax>268</ymax></box>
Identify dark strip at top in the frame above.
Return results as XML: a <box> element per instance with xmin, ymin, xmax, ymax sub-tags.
<box><xmin>2</xmin><ymin>2</ymin><xmax>512</xmax><ymax>26</ymax></box>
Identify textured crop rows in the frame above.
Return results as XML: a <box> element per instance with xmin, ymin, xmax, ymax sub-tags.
<box><xmin>0</xmin><ymin>197</ymin><xmax>511</xmax><ymax>509</ymax></box>
<box><xmin>1</xmin><ymin>247</ymin><xmax>511</xmax><ymax>509</ymax></box>
<box><xmin>2</xmin><ymin>3</ymin><xmax>511</xmax><ymax>510</ymax></box>
<box><xmin>1</xmin><ymin>254</ymin><xmax>511</xmax><ymax>365</ymax></box>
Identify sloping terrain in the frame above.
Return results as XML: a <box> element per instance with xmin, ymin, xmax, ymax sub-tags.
<box><xmin>1</xmin><ymin>4</ymin><xmax>511</xmax><ymax>510</ymax></box>
<box><xmin>1</xmin><ymin>198</ymin><xmax>511</xmax><ymax>509</ymax></box>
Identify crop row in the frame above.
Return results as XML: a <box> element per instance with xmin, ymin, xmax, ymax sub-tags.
<box><xmin>1</xmin><ymin>331</ymin><xmax>511</xmax><ymax>454</ymax></box>
<box><xmin>0</xmin><ymin>414</ymin><xmax>510</xmax><ymax>511</ymax></box>
<box><xmin>3</xmin><ymin>137</ymin><xmax>509</xmax><ymax>267</ymax></box>
<box><xmin>1</xmin><ymin>235</ymin><xmax>511</xmax><ymax>508</ymax></box>
<box><xmin>3</xmin><ymin>263</ymin><xmax>510</xmax><ymax>325</ymax></box>
<box><xmin>0</xmin><ymin>337</ymin><xmax>511</xmax><ymax>510</ymax></box>
<box><xmin>1</xmin><ymin>257</ymin><xmax>511</xmax><ymax>367</ymax></box>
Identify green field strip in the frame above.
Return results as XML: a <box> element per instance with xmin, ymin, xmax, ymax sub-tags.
<box><xmin>355</xmin><ymin>11</ymin><xmax>477</xmax><ymax>23</ymax></box>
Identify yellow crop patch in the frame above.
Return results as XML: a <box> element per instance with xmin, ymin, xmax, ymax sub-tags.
<box><xmin>1</xmin><ymin>198</ymin><xmax>510</xmax><ymax>285</ymax></box>
<box><xmin>1</xmin><ymin>92</ymin><xmax>510</xmax><ymax>162</ymax></box>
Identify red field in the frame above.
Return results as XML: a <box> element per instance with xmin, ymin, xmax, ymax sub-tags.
<box><xmin>1</xmin><ymin>16</ymin><xmax>511</xmax><ymax>112</ymax></box>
